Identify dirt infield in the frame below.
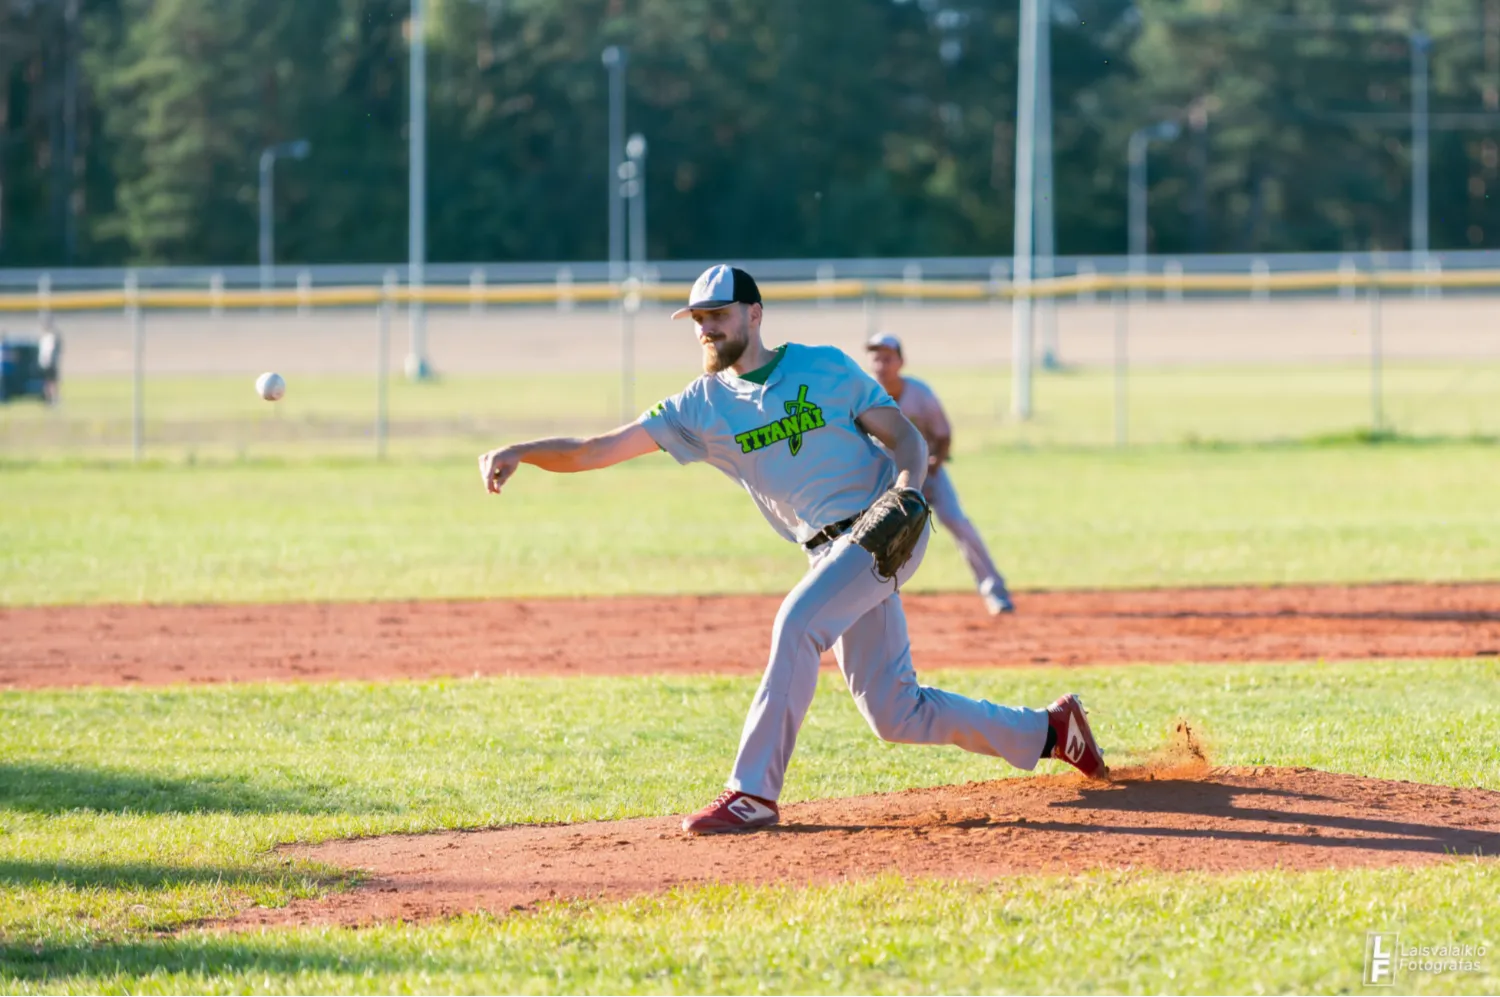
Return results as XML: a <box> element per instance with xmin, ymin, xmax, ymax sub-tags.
<box><xmin>9</xmin><ymin>582</ymin><xmax>1481</xmax><ymax>929</ymax></box>
<box><xmin>5</xmin><ymin>582</ymin><xmax>1499</xmax><ymax>689</ymax></box>
<box><xmin>234</xmin><ymin>763</ymin><xmax>1500</xmax><ymax>928</ymax></box>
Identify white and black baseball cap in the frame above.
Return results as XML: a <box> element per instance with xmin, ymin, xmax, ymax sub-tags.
<box><xmin>864</xmin><ymin>332</ymin><xmax>903</xmax><ymax>357</ymax></box>
<box><xmin>671</xmin><ymin>264</ymin><xmax>763</xmax><ymax>320</ymax></box>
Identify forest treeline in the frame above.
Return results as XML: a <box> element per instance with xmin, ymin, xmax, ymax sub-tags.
<box><xmin>2</xmin><ymin>0</ymin><xmax>1498</xmax><ymax>266</ymax></box>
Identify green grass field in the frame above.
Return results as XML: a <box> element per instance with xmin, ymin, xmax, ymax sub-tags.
<box><xmin>3</xmin><ymin>659</ymin><xmax>1497</xmax><ymax>993</ymax></box>
<box><xmin>4</xmin><ymin>869</ymin><xmax>1498</xmax><ymax>995</ymax></box>
<box><xmin>4</xmin><ymin>443</ymin><xmax>1499</xmax><ymax>604</ymax></box>
<box><xmin>4</xmin><ymin>378</ymin><xmax>1499</xmax><ymax>993</ymax></box>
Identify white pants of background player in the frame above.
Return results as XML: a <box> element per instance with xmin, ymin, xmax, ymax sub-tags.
<box><xmin>923</xmin><ymin>465</ymin><xmax>1006</xmax><ymax>598</ymax></box>
<box><xmin>727</xmin><ymin>520</ymin><xmax>1049</xmax><ymax>802</ymax></box>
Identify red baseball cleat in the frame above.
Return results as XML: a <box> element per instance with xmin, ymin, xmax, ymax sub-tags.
<box><xmin>682</xmin><ymin>790</ymin><xmax>780</xmax><ymax>834</ymax></box>
<box><xmin>1047</xmin><ymin>693</ymin><xmax>1109</xmax><ymax>779</ymax></box>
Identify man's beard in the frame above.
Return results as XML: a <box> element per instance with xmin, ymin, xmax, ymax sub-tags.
<box><xmin>701</xmin><ymin>332</ymin><xmax>747</xmax><ymax>373</ymax></box>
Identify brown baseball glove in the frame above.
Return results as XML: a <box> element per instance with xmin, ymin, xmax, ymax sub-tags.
<box><xmin>848</xmin><ymin>484</ymin><xmax>931</xmax><ymax>579</ymax></box>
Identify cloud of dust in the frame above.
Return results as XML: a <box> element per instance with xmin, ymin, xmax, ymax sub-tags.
<box><xmin>1106</xmin><ymin>718</ymin><xmax>1214</xmax><ymax>782</ymax></box>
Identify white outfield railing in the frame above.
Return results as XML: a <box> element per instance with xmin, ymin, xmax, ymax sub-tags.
<box><xmin>3</xmin><ymin>248</ymin><xmax>1500</xmax><ymax>291</ymax></box>
<box><xmin>1</xmin><ymin>265</ymin><xmax>1498</xmax><ymax>313</ymax></box>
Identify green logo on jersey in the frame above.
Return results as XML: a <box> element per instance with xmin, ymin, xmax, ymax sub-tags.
<box><xmin>735</xmin><ymin>384</ymin><xmax>827</xmax><ymax>456</ymax></box>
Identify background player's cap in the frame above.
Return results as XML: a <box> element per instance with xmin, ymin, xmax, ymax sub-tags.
<box><xmin>865</xmin><ymin>332</ymin><xmax>903</xmax><ymax>357</ymax></box>
<box><xmin>671</xmin><ymin>265</ymin><xmax>762</xmax><ymax>319</ymax></box>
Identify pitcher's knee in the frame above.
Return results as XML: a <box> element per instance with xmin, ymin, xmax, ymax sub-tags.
<box><xmin>769</xmin><ymin>620</ymin><xmax>826</xmax><ymax>669</ymax></box>
<box><xmin>772</xmin><ymin>600</ymin><xmax>835</xmax><ymax>658</ymax></box>
<box><xmin>859</xmin><ymin>690</ymin><xmax>931</xmax><ymax>743</ymax></box>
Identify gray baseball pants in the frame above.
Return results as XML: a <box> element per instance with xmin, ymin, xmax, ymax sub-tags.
<box><xmin>924</xmin><ymin>465</ymin><xmax>1006</xmax><ymax>597</ymax></box>
<box><xmin>726</xmin><ymin>521</ymin><xmax>1049</xmax><ymax>802</ymax></box>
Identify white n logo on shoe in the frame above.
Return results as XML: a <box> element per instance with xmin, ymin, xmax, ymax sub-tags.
<box><xmin>1064</xmin><ymin>713</ymin><xmax>1087</xmax><ymax>763</ymax></box>
<box><xmin>726</xmin><ymin>796</ymin><xmax>774</xmax><ymax>823</ymax></box>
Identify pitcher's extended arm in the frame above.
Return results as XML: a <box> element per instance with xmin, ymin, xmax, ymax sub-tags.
<box><xmin>479</xmin><ymin>422</ymin><xmax>659</xmax><ymax>494</ymax></box>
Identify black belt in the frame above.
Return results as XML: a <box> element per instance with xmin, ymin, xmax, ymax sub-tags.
<box><xmin>804</xmin><ymin>513</ymin><xmax>861</xmax><ymax>551</ymax></box>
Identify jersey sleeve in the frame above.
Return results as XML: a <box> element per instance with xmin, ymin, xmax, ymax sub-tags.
<box><xmin>841</xmin><ymin>351</ymin><xmax>898</xmax><ymax>417</ymax></box>
<box><xmin>638</xmin><ymin>386</ymin><xmax>709</xmax><ymax>465</ymax></box>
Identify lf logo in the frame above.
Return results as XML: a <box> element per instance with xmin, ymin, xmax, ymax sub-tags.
<box><xmin>1365</xmin><ymin>932</ymin><xmax>1398</xmax><ymax>986</ymax></box>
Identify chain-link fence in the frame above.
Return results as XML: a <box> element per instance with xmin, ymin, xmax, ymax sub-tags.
<box><xmin>1</xmin><ymin>269</ymin><xmax>1496</xmax><ymax>461</ymax></box>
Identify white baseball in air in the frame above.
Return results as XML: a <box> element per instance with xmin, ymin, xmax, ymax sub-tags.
<box><xmin>255</xmin><ymin>371</ymin><xmax>286</xmax><ymax>402</ymax></box>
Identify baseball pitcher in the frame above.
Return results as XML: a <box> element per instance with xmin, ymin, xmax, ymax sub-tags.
<box><xmin>478</xmin><ymin>265</ymin><xmax>1107</xmax><ymax>834</ymax></box>
<box><xmin>864</xmin><ymin>332</ymin><xmax>1016</xmax><ymax>615</ymax></box>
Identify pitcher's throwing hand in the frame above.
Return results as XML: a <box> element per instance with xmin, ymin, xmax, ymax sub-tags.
<box><xmin>479</xmin><ymin>447</ymin><xmax>522</xmax><ymax>494</ymax></box>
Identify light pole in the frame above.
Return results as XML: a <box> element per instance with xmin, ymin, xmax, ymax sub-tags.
<box><xmin>602</xmin><ymin>46</ymin><xmax>628</xmax><ymax>286</ymax></box>
<box><xmin>1035</xmin><ymin>0</ymin><xmax>1058</xmax><ymax>370</ymax></box>
<box><xmin>624</xmin><ymin>133</ymin><xmax>647</xmax><ymax>277</ymax></box>
<box><xmin>258</xmin><ymin>139</ymin><xmax>311</xmax><ymax>299</ymax></box>
<box><xmin>1010</xmin><ymin>0</ymin><xmax>1040</xmax><ymax>419</ymax></box>
<box><xmin>1410</xmin><ymin>29</ymin><xmax>1432</xmax><ymax>268</ymax></box>
<box><xmin>617</xmin><ymin>133</ymin><xmax>647</xmax><ymax>424</ymax></box>
<box><xmin>1128</xmin><ymin>120</ymin><xmax>1181</xmax><ymax>291</ymax></box>
<box><xmin>406</xmin><ymin>0</ymin><xmax>430</xmax><ymax>381</ymax></box>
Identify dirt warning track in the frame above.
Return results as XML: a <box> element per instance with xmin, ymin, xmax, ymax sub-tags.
<box><xmin>5</xmin><ymin>582</ymin><xmax>1499</xmax><ymax>689</ymax></box>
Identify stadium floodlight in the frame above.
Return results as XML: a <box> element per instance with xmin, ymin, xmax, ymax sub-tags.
<box><xmin>1128</xmin><ymin>120</ymin><xmax>1181</xmax><ymax>288</ymax></box>
<box><xmin>258</xmin><ymin>140</ymin><xmax>313</xmax><ymax>301</ymax></box>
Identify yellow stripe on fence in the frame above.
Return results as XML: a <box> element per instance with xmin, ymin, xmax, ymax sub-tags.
<box><xmin>3</xmin><ymin>268</ymin><xmax>1500</xmax><ymax>313</ymax></box>
<box><xmin>870</xmin><ymin>280</ymin><xmax>993</xmax><ymax>300</ymax></box>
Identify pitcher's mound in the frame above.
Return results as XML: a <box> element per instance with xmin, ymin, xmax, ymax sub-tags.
<box><xmin>233</xmin><ymin>766</ymin><xmax>1500</xmax><ymax>929</ymax></box>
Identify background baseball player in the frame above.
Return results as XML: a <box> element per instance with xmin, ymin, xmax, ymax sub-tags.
<box><xmin>865</xmin><ymin>333</ymin><xmax>1016</xmax><ymax>615</ymax></box>
<box><xmin>478</xmin><ymin>265</ymin><xmax>1107</xmax><ymax>834</ymax></box>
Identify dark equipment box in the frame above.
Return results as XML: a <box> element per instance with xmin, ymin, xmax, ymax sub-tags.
<box><xmin>0</xmin><ymin>331</ymin><xmax>62</xmax><ymax>404</ymax></box>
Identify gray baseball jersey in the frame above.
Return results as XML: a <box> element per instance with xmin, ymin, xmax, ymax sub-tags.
<box><xmin>639</xmin><ymin>343</ymin><xmax>898</xmax><ymax>544</ymax></box>
<box><xmin>891</xmin><ymin>375</ymin><xmax>950</xmax><ymax>452</ymax></box>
